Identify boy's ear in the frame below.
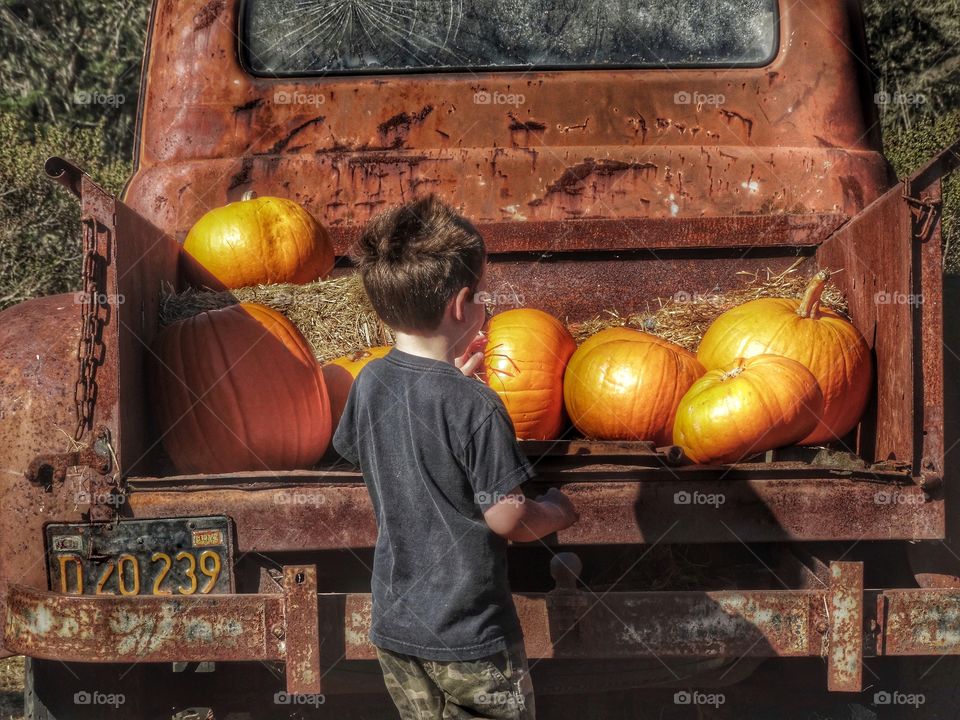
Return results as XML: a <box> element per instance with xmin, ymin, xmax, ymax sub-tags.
<box><xmin>451</xmin><ymin>286</ymin><xmax>473</xmax><ymax>322</ymax></box>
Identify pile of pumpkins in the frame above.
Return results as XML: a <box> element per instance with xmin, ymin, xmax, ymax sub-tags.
<box><xmin>482</xmin><ymin>269</ymin><xmax>872</xmax><ymax>464</ymax></box>
<box><xmin>152</xmin><ymin>191</ymin><xmax>381</xmax><ymax>474</ymax></box>
<box><xmin>153</xmin><ymin>191</ymin><xmax>872</xmax><ymax>474</ymax></box>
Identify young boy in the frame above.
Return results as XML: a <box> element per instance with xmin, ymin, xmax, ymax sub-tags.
<box><xmin>332</xmin><ymin>195</ymin><xmax>579</xmax><ymax>719</ymax></box>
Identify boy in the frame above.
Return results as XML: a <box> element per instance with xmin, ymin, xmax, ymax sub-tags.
<box><xmin>332</xmin><ymin>195</ymin><xmax>579</xmax><ymax>719</ymax></box>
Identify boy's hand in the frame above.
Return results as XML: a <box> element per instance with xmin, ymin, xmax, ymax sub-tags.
<box><xmin>455</xmin><ymin>331</ymin><xmax>487</xmax><ymax>377</ymax></box>
<box><xmin>539</xmin><ymin>487</ymin><xmax>579</xmax><ymax>530</ymax></box>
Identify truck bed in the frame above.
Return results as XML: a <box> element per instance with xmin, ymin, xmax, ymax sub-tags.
<box><xmin>43</xmin><ymin>144</ymin><xmax>950</xmax><ymax>545</ymax></box>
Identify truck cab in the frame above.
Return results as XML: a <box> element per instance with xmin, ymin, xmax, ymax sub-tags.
<box><xmin>0</xmin><ymin>0</ymin><xmax>957</xmax><ymax>717</ymax></box>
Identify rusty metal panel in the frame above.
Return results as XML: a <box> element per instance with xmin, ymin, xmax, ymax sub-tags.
<box><xmin>343</xmin><ymin>590</ymin><xmax>824</xmax><ymax>661</ymax></box>
<box><xmin>126</xmin><ymin>0</ymin><xmax>891</xmax><ymax>244</ymax></box>
<box><xmin>882</xmin><ymin>589</ymin><xmax>960</xmax><ymax>656</ymax></box>
<box><xmin>4</xmin><ymin>583</ymin><xmax>284</xmax><ymax>662</ymax></box>
<box><xmin>816</xmin><ymin>186</ymin><xmax>914</xmax><ymax>466</ymax></box>
<box><xmin>282</xmin><ymin>566</ymin><xmax>321</xmax><ymax>695</ymax></box>
<box><xmin>329</xmin><ymin>214</ymin><xmax>846</xmax><ymax>255</ymax></box>
<box><xmin>124</xmin><ymin>476</ymin><xmax>943</xmax><ymax>548</ymax></box>
<box><xmin>478</xmin><ymin>251</ymin><xmax>817</xmax><ymax>323</ymax></box>
<box><xmin>826</xmin><ymin>562</ymin><xmax>863</xmax><ymax>692</ymax></box>
<box><xmin>113</xmin><ymin>199</ymin><xmax>181</xmax><ymax>477</ymax></box>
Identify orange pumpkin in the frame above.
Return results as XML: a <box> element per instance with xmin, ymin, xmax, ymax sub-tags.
<box><xmin>563</xmin><ymin>337</ymin><xmax>704</xmax><ymax>445</ymax></box>
<box><xmin>183</xmin><ymin>191</ymin><xmax>334</xmax><ymax>289</ymax></box>
<box><xmin>673</xmin><ymin>354</ymin><xmax>825</xmax><ymax>464</ymax></box>
<box><xmin>696</xmin><ymin>270</ymin><xmax>871</xmax><ymax>444</ymax></box>
<box><xmin>483</xmin><ymin>308</ymin><xmax>576</xmax><ymax>440</ymax></box>
<box><xmin>323</xmin><ymin>346</ymin><xmax>392</xmax><ymax>428</ymax></box>
<box><xmin>565</xmin><ymin>326</ymin><xmax>694</xmax><ymax>388</ymax></box>
<box><xmin>150</xmin><ymin>302</ymin><xmax>331</xmax><ymax>473</ymax></box>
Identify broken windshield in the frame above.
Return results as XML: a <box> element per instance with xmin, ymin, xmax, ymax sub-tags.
<box><xmin>242</xmin><ymin>0</ymin><xmax>778</xmax><ymax>75</ymax></box>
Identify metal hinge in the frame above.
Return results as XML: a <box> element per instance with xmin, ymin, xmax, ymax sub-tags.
<box><xmin>26</xmin><ymin>424</ymin><xmax>113</xmax><ymax>488</ymax></box>
<box><xmin>903</xmin><ymin>183</ymin><xmax>943</xmax><ymax>242</ymax></box>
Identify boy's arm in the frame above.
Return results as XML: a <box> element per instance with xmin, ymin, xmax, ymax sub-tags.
<box><xmin>484</xmin><ymin>487</ymin><xmax>578</xmax><ymax>542</ymax></box>
<box><xmin>465</xmin><ymin>401</ymin><xmax>579</xmax><ymax>541</ymax></box>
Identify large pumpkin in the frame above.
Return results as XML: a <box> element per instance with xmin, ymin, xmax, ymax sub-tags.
<box><xmin>183</xmin><ymin>191</ymin><xmax>334</xmax><ymax>289</ymax></box>
<box><xmin>673</xmin><ymin>354</ymin><xmax>825</xmax><ymax>464</ymax></box>
<box><xmin>483</xmin><ymin>309</ymin><xmax>576</xmax><ymax>440</ymax></box>
<box><xmin>696</xmin><ymin>270</ymin><xmax>871</xmax><ymax>444</ymax></box>
<box><xmin>564</xmin><ymin>336</ymin><xmax>704</xmax><ymax>445</ymax></box>
<box><xmin>150</xmin><ymin>302</ymin><xmax>332</xmax><ymax>473</ymax></box>
<box><xmin>323</xmin><ymin>346</ymin><xmax>392</xmax><ymax>429</ymax></box>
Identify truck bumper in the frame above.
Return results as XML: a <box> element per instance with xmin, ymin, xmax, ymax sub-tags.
<box><xmin>6</xmin><ymin>561</ymin><xmax>960</xmax><ymax>694</ymax></box>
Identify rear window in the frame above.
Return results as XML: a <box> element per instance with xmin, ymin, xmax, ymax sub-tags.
<box><xmin>242</xmin><ymin>0</ymin><xmax>779</xmax><ymax>76</ymax></box>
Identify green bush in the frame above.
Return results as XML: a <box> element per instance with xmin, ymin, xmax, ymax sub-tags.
<box><xmin>0</xmin><ymin>112</ymin><xmax>129</xmax><ymax>309</ymax></box>
<box><xmin>883</xmin><ymin>111</ymin><xmax>960</xmax><ymax>273</ymax></box>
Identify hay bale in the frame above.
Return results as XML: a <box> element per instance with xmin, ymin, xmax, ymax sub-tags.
<box><xmin>568</xmin><ymin>260</ymin><xmax>849</xmax><ymax>352</ymax></box>
<box><xmin>159</xmin><ymin>274</ymin><xmax>394</xmax><ymax>364</ymax></box>
<box><xmin>159</xmin><ymin>261</ymin><xmax>848</xmax><ymax>362</ymax></box>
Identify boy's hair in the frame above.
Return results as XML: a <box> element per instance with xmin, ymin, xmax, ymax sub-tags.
<box><xmin>353</xmin><ymin>195</ymin><xmax>486</xmax><ymax>332</ymax></box>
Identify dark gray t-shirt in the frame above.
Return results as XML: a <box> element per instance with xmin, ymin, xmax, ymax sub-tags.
<box><xmin>332</xmin><ymin>347</ymin><xmax>536</xmax><ymax>661</ymax></box>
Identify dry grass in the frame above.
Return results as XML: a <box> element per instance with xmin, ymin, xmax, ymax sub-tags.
<box><xmin>160</xmin><ymin>274</ymin><xmax>395</xmax><ymax>364</ymax></box>
<box><xmin>160</xmin><ymin>261</ymin><xmax>849</xmax><ymax>360</ymax></box>
<box><xmin>0</xmin><ymin>656</ymin><xmax>24</xmax><ymax>720</ymax></box>
<box><xmin>568</xmin><ymin>260</ymin><xmax>848</xmax><ymax>351</ymax></box>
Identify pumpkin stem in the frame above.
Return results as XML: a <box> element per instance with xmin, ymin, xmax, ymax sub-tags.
<box><xmin>720</xmin><ymin>361</ymin><xmax>745</xmax><ymax>381</ymax></box>
<box><xmin>241</xmin><ymin>190</ymin><xmax>258</xmax><ymax>201</ymax></box>
<box><xmin>797</xmin><ymin>269</ymin><xmax>831</xmax><ymax>319</ymax></box>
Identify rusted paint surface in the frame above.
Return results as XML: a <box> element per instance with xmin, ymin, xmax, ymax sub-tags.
<box><xmin>121</xmin><ymin>476</ymin><xmax>942</xmax><ymax>549</ymax></box>
<box><xmin>282</xmin><ymin>566</ymin><xmax>321</xmax><ymax>695</ymax></box>
<box><xmin>826</xmin><ymin>562</ymin><xmax>863</xmax><ymax>692</ymax></box>
<box><xmin>882</xmin><ymin>589</ymin><xmax>960</xmax><ymax>655</ymax></box>
<box><xmin>126</xmin><ymin>0</ymin><xmax>891</xmax><ymax>246</ymax></box>
<box><xmin>113</xmin><ymin>196</ymin><xmax>181</xmax><ymax>477</ymax></box>
<box><xmin>4</xmin><ymin>583</ymin><xmax>284</xmax><ymax>661</ymax></box>
<box><xmin>330</xmin><ymin>213</ymin><xmax>846</xmax><ymax>255</ymax></box>
<box><xmin>817</xmin><ymin>186</ymin><xmax>916</xmax><ymax>467</ymax></box>
<box><xmin>340</xmin><ymin>590</ymin><xmax>824</xmax><ymax>661</ymax></box>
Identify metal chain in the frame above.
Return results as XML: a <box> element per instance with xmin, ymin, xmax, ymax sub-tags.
<box><xmin>74</xmin><ymin>217</ymin><xmax>108</xmax><ymax>441</ymax></box>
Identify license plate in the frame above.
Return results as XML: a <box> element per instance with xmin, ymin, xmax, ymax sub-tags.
<box><xmin>46</xmin><ymin>516</ymin><xmax>234</xmax><ymax>596</ymax></box>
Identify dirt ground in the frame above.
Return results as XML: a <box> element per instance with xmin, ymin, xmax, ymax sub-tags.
<box><xmin>0</xmin><ymin>657</ymin><xmax>22</xmax><ymax>720</ymax></box>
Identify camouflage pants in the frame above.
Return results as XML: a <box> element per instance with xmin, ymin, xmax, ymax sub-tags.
<box><xmin>376</xmin><ymin>640</ymin><xmax>535</xmax><ymax>719</ymax></box>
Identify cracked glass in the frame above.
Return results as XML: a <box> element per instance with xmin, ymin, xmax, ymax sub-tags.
<box><xmin>243</xmin><ymin>0</ymin><xmax>778</xmax><ymax>75</ymax></box>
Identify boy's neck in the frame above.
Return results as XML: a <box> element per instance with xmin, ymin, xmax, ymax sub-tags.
<box><xmin>393</xmin><ymin>332</ymin><xmax>458</xmax><ymax>366</ymax></box>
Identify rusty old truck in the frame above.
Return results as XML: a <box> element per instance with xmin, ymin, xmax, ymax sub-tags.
<box><xmin>2</xmin><ymin>0</ymin><xmax>960</xmax><ymax>717</ymax></box>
